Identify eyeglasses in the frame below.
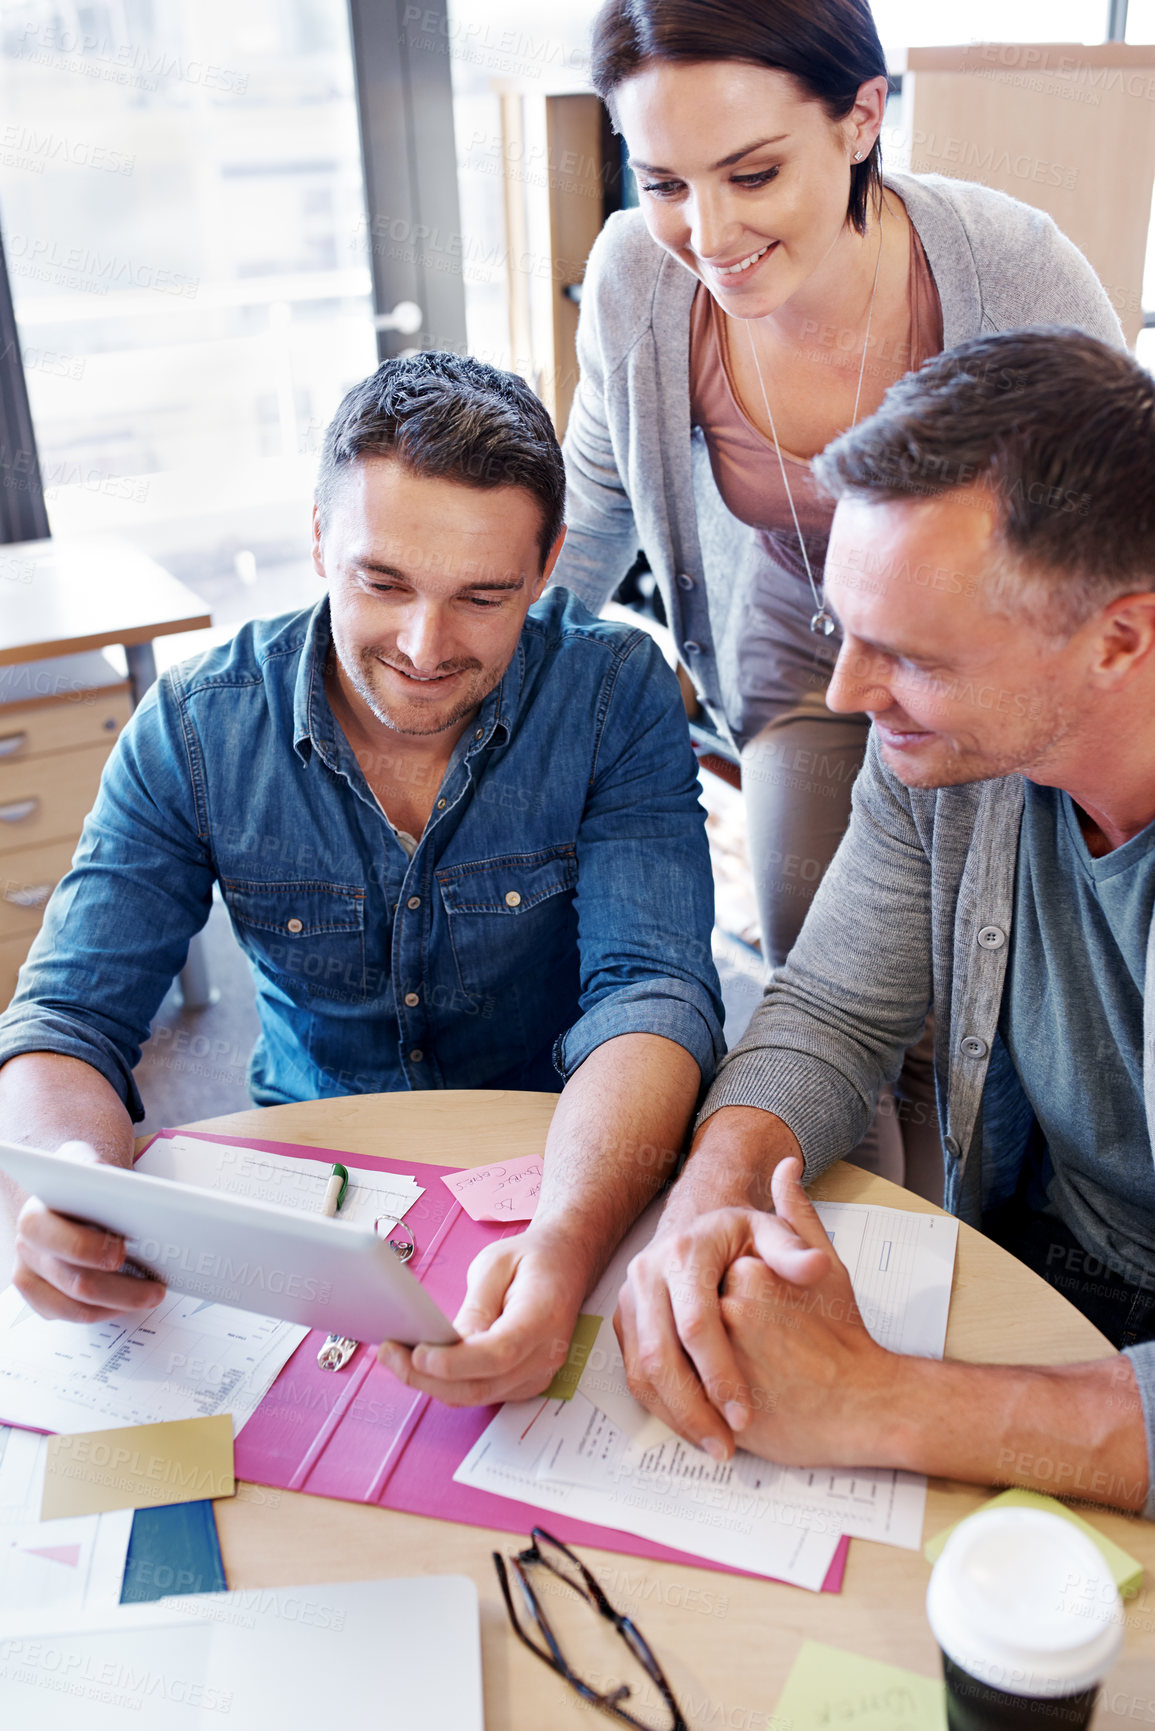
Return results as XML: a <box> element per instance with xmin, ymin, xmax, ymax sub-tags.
<box><xmin>493</xmin><ymin>1527</ymin><xmax>688</xmax><ymax>1731</ymax></box>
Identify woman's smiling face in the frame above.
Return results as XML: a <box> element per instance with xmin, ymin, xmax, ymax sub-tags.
<box><xmin>614</xmin><ymin>59</ymin><xmax>883</xmax><ymax>318</ymax></box>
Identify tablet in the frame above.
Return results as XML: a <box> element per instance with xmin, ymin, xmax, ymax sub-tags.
<box><xmin>0</xmin><ymin>1140</ymin><xmax>459</xmax><ymax>1346</ymax></box>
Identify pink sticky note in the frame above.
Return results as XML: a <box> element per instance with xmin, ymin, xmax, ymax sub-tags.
<box><xmin>442</xmin><ymin>1155</ymin><xmax>543</xmax><ymax>1222</ymax></box>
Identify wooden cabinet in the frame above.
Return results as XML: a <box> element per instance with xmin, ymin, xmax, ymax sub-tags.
<box><xmin>903</xmin><ymin>43</ymin><xmax>1155</xmax><ymax>347</ymax></box>
<box><xmin>0</xmin><ymin>650</ymin><xmax>132</xmax><ymax>1006</ymax></box>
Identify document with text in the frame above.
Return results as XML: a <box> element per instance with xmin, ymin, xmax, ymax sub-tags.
<box><xmin>456</xmin><ymin>1200</ymin><xmax>958</xmax><ymax>1569</ymax></box>
<box><xmin>139</xmin><ymin>1135</ymin><xmax>425</xmax><ymax>1228</ymax></box>
<box><xmin>0</xmin><ymin>1286</ymin><xmax>308</xmax><ymax>1437</ymax></box>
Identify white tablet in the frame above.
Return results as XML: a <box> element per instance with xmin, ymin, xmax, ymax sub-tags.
<box><xmin>0</xmin><ymin>1140</ymin><xmax>459</xmax><ymax>1345</ymax></box>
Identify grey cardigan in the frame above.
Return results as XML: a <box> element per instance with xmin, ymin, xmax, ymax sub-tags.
<box><xmin>553</xmin><ymin>173</ymin><xmax>1124</xmax><ymax>745</ymax></box>
<box><xmin>700</xmin><ymin>736</ymin><xmax>1155</xmax><ymax>1519</ymax></box>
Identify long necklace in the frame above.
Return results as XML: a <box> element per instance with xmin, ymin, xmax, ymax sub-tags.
<box><xmin>742</xmin><ymin>208</ymin><xmax>885</xmax><ymax>635</ymax></box>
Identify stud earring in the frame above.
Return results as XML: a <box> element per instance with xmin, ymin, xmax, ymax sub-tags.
<box><xmin>853</xmin><ymin>149</ymin><xmax>862</xmax><ymax>161</ymax></box>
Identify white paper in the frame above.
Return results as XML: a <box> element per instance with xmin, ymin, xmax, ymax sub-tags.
<box><xmin>0</xmin><ymin>1285</ymin><xmax>308</xmax><ymax>1438</ymax></box>
<box><xmin>547</xmin><ymin>1200</ymin><xmax>956</xmax><ymax>1551</ymax></box>
<box><xmin>0</xmin><ymin>1426</ymin><xmax>131</xmax><ymax>1617</ymax></box>
<box><xmin>454</xmin><ymin>1391</ymin><xmax>841</xmax><ymax>1589</ymax></box>
<box><xmin>816</xmin><ymin>1201</ymin><xmax>957</xmax><ymax>1360</ymax></box>
<box><xmin>137</xmin><ymin>1135</ymin><xmax>424</xmax><ymax>1229</ymax></box>
<box><xmin>537</xmin><ymin>1386</ymin><xmax>929</xmax><ymax>1551</ymax></box>
<box><xmin>0</xmin><ymin>1575</ymin><xmax>483</xmax><ymax>1729</ymax></box>
<box><xmin>458</xmin><ymin>1200</ymin><xmax>957</xmax><ymax>1565</ymax></box>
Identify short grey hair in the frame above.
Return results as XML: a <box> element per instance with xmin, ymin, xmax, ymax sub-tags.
<box><xmin>814</xmin><ymin>327</ymin><xmax>1155</xmax><ymax>633</ymax></box>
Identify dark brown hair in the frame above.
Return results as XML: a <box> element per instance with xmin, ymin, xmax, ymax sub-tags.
<box><xmin>813</xmin><ymin>327</ymin><xmax>1155</xmax><ymax>627</ymax></box>
<box><xmin>590</xmin><ymin>0</ymin><xmax>889</xmax><ymax>234</ymax></box>
<box><xmin>316</xmin><ymin>352</ymin><xmax>565</xmax><ymax>563</ymax></box>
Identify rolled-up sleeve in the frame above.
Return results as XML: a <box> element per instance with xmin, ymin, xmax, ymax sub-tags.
<box><xmin>553</xmin><ymin>633</ymin><xmax>725</xmax><ymax>1087</ymax></box>
<box><xmin>0</xmin><ymin>672</ymin><xmax>215</xmax><ymax>1119</ymax></box>
<box><xmin>1123</xmin><ymin>1344</ymin><xmax>1155</xmax><ymax>1520</ymax></box>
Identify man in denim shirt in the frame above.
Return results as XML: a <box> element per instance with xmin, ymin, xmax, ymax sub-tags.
<box><xmin>0</xmin><ymin>353</ymin><xmax>724</xmax><ymax>1408</ymax></box>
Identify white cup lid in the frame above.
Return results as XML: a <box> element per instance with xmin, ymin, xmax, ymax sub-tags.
<box><xmin>926</xmin><ymin>1508</ymin><xmax>1123</xmax><ymax>1698</ymax></box>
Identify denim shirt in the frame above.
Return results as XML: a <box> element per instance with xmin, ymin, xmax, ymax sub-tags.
<box><xmin>0</xmin><ymin>588</ymin><xmax>724</xmax><ymax>1115</ymax></box>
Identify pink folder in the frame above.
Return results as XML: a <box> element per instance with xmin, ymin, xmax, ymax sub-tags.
<box><xmin>153</xmin><ymin>1129</ymin><xmax>849</xmax><ymax>1591</ymax></box>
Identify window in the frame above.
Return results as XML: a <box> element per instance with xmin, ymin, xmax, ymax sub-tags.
<box><xmin>0</xmin><ymin>0</ymin><xmax>376</xmax><ymax>579</ymax></box>
<box><xmin>872</xmin><ymin>1</ymin><xmax>1111</xmax><ymax>57</ymax></box>
<box><xmin>448</xmin><ymin>0</ymin><xmax>594</xmax><ymax>370</ymax></box>
<box><xmin>1127</xmin><ymin>0</ymin><xmax>1155</xmax><ymax>41</ymax></box>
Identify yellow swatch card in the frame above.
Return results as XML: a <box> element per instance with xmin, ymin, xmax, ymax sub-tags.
<box><xmin>924</xmin><ymin>1488</ymin><xmax>1143</xmax><ymax>1597</ymax></box>
<box><xmin>774</xmin><ymin>1641</ymin><xmax>947</xmax><ymax>1730</ymax></box>
<box><xmin>42</xmin><ymin>1414</ymin><xmax>235</xmax><ymax>1520</ymax></box>
<box><xmin>545</xmin><ymin>1314</ymin><xmax>602</xmax><ymax>1402</ymax></box>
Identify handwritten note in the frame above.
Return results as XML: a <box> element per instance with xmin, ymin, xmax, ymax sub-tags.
<box><xmin>774</xmin><ymin>1641</ymin><xmax>946</xmax><ymax>1729</ymax></box>
<box><xmin>441</xmin><ymin>1155</ymin><xmax>542</xmax><ymax>1222</ymax></box>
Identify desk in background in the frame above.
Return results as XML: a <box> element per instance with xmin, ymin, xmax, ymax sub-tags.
<box><xmin>0</xmin><ymin>538</ymin><xmax>211</xmax><ymax>1005</ymax></box>
<box><xmin>174</xmin><ymin>1090</ymin><xmax>1155</xmax><ymax>1731</ymax></box>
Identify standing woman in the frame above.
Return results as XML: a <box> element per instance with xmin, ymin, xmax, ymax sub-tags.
<box><xmin>551</xmin><ymin>0</ymin><xmax>1123</xmax><ymax>1194</ymax></box>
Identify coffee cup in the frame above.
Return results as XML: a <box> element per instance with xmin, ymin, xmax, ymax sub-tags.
<box><xmin>926</xmin><ymin>1506</ymin><xmax>1123</xmax><ymax>1728</ymax></box>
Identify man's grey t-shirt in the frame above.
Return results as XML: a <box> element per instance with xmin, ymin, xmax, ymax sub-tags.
<box><xmin>1001</xmin><ymin>782</ymin><xmax>1155</xmax><ymax>1282</ymax></box>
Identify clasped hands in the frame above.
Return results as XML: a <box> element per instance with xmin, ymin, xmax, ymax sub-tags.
<box><xmin>379</xmin><ymin>1158</ymin><xmax>904</xmax><ymax>1477</ymax></box>
<box><xmin>614</xmin><ymin>1157</ymin><xmax>903</xmax><ymax>1467</ymax></box>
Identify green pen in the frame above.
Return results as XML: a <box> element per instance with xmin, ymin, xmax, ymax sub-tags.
<box><xmin>322</xmin><ymin>1162</ymin><xmax>349</xmax><ymax>1218</ymax></box>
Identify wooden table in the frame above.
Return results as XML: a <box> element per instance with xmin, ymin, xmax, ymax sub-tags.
<box><xmin>0</xmin><ymin>536</ymin><xmax>211</xmax><ymax>703</ymax></box>
<box><xmin>183</xmin><ymin>1092</ymin><xmax>1155</xmax><ymax>1728</ymax></box>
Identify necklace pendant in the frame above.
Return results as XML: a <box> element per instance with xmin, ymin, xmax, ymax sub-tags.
<box><xmin>810</xmin><ymin>608</ymin><xmax>836</xmax><ymax>637</ymax></box>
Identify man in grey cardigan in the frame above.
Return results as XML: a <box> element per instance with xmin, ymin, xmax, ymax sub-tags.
<box><xmin>617</xmin><ymin>327</ymin><xmax>1155</xmax><ymax>1518</ymax></box>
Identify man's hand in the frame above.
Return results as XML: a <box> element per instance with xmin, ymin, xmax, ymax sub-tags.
<box><xmin>378</xmin><ymin>1033</ymin><xmax>707</xmax><ymax>1410</ymax></box>
<box><xmin>717</xmin><ymin>1158</ymin><xmax>900</xmax><ymax>1465</ymax></box>
<box><xmin>614</xmin><ymin>1163</ymin><xmax>829</xmax><ymax>1460</ymax></box>
<box><xmin>377</xmin><ymin>1228</ymin><xmax>587</xmax><ymax>1407</ymax></box>
<box><xmin>719</xmin><ymin>1162</ymin><xmax>1151</xmax><ymax>1515</ymax></box>
<box><xmin>12</xmin><ymin>1142</ymin><xmax>166</xmax><ymax>1324</ymax></box>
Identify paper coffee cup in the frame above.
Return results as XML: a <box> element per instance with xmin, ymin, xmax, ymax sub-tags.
<box><xmin>926</xmin><ymin>1507</ymin><xmax>1123</xmax><ymax>1727</ymax></box>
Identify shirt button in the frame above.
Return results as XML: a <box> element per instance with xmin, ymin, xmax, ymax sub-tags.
<box><xmin>960</xmin><ymin>1035</ymin><xmax>988</xmax><ymax>1059</ymax></box>
<box><xmin>474</xmin><ymin>728</ymin><xmax>484</xmax><ymax>740</ymax></box>
<box><xmin>436</xmin><ymin>798</ymin><xmax>447</xmax><ymax>810</ymax></box>
<box><xmin>943</xmin><ymin>1135</ymin><xmax>961</xmax><ymax>1159</ymax></box>
<box><xmin>504</xmin><ymin>890</ymin><xmax>522</xmax><ymax>908</ymax></box>
<box><xmin>404</xmin><ymin>991</ymin><xmax>420</xmax><ymax>1007</ymax></box>
<box><xmin>409</xmin><ymin>1048</ymin><xmax>424</xmax><ymax>1063</ymax></box>
<box><xmin>406</xmin><ymin>895</ymin><xmax>421</xmax><ymax>910</ymax></box>
<box><xmin>677</xmin><ymin>573</ymin><xmax>695</xmax><ymax>591</ymax></box>
<box><xmin>286</xmin><ymin>918</ymin><xmax>303</xmax><ymax>934</ymax></box>
<box><xmin>977</xmin><ymin>925</ymin><xmax>1005</xmax><ymax>949</ymax></box>
<box><xmin>684</xmin><ymin>640</ymin><xmax>702</xmax><ymax>654</ymax></box>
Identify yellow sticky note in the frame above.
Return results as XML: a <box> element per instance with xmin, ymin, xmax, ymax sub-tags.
<box><xmin>924</xmin><ymin>1489</ymin><xmax>1144</xmax><ymax>1598</ymax></box>
<box><xmin>42</xmin><ymin>1414</ymin><xmax>235</xmax><ymax>1520</ymax></box>
<box><xmin>545</xmin><ymin>1314</ymin><xmax>602</xmax><ymax>1402</ymax></box>
<box><xmin>774</xmin><ymin>1641</ymin><xmax>947</xmax><ymax>1729</ymax></box>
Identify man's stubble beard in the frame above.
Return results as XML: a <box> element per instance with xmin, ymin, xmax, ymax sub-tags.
<box><xmin>880</xmin><ymin>696</ymin><xmax>1076</xmax><ymax>791</ymax></box>
<box><xmin>345</xmin><ymin>645</ymin><xmax>493</xmax><ymax>738</ymax></box>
